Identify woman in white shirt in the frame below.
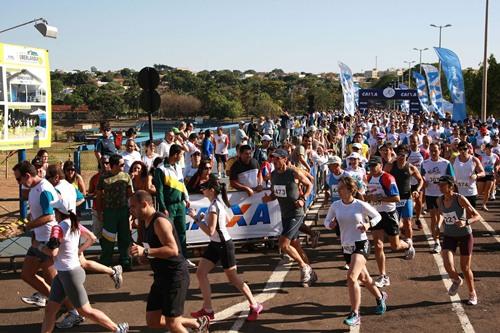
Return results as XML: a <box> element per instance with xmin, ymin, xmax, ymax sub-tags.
<box><xmin>324</xmin><ymin>176</ymin><xmax>387</xmax><ymax>327</ymax></box>
<box><xmin>188</xmin><ymin>175</ymin><xmax>263</xmax><ymax>322</ymax></box>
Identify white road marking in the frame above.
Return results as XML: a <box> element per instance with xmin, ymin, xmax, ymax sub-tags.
<box><xmin>214</xmin><ymin>258</ymin><xmax>292</xmax><ymax>333</ymax></box>
<box><xmin>479</xmin><ymin>219</ymin><xmax>500</xmax><ymax>243</ymax></box>
<box><xmin>421</xmin><ymin>218</ymin><xmax>475</xmax><ymax>333</ymax></box>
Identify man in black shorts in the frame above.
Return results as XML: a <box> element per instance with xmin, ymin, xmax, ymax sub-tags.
<box><xmin>129</xmin><ymin>190</ymin><xmax>209</xmax><ymax>333</ymax></box>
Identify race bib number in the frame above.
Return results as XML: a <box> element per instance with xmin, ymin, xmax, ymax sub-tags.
<box><xmin>342</xmin><ymin>244</ymin><xmax>355</xmax><ymax>254</ymax></box>
<box><xmin>443</xmin><ymin>211</ymin><xmax>459</xmax><ymax>225</ymax></box>
<box><xmin>456</xmin><ymin>181</ymin><xmax>469</xmax><ymax>189</ymax></box>
<box><xmin>274</xmin><ymin>185</ymin><xmax>287</xmax><ymax>198</ymax></box>
<box><xmin>142</xmin><ymin>242</ymin><xmax>154</xmax><ymax>259</ymax></box>
<box><xmin>396</xmin><ymin>199</ymin><xmax>407</xmax><ymax>208</ymax></box>
<box><xmin>429</xmin><ymin>175</ymin><xmax>440</xmax><ymax>184</ymax></box>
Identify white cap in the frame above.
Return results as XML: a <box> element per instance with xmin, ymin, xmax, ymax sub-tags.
<box><xmin>50</xmin><ymin>196</ymin><xmax>73</xmax><ymax>215</ymax></box>
<box><xmin>348</xmin><ymin>152</ymin><xmax>361</xmax><ymax>160</ymax></box>
<box><xmin>352</xmin><ymin>143</ymin><xmax>362</xmax><ymax>149</ymax></box>
<box><xmin>261</xmin><ymin>135</ymin><xmax>272</xmax><ymax>141</ymax></box>
<box><xmin>326</xmin><ymin>156</ymin><xmax>342</xmax><ymax>165</ymax></box>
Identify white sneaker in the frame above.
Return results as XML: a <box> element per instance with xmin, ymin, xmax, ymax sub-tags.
<box><xmin>405</xmin><ymin>239</ymin><xmax>416</xmax><ymax>260</ymax></box>
<box><xmin>301</xmin><ymin>265</ymin><xmax>312</xmax><ymax>286</ymax></box>
<box><xmin>374</xmin><ymin>275</ymin><xmax>391</xmax><ymax>288</ymax></box>
<box><xmin>186</xmin><ymin>259</ymin><xmax>197</xmax><ymax>268</ymax></box>
<box><xmin>432</xmin><ymin>243</ymin><xmax>442</xmax><ymax>253</ymax></box>
<box><xmin>116</xmin><ymin>322</ymin><xmax>129</xmax><ymax>333</ymax></box>
<box><xmin>467</xmin><ymin>293</ymin><xmax>478</xmax><ymax>306</ymax></box>
<box><xmin>21</xmin><ymin>292</ymin><xmax>46</xmax><ymax>307</ymax></box>
<box><xmin>343</xmin><ymin>264</ymin><xmax>350</xmax><ymax>270</ymax></box>
<box><xmin>56</xmin><ymin>313</ymin><xmax>85</xmax><ymax>329</ymax></box>
<box><xmin>111</xmin><ymin>265</ymin><xmax>123</xmax><ymax>289</ymax></box>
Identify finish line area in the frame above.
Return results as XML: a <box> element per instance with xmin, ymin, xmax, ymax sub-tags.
<box><xmin>1</xmin><ymin>194</ymin><xmax>499</xmax><ymax>332</ymax></box>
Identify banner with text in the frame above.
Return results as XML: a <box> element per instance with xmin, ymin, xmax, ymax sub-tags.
<box><xmin>186</xmin><ymin>191</ymin><xmax>282</xmax><ymax>244</ymax></box>
<box><xmin>412</xmin><ymin>71</ymin><xmax>431</xmax><ymax>114</ymax></box>
<box><xmin>434</xmin><ymin>47</ymin><xmax>467</xmax><ymax>122</ymax></box>
<box><xmin>338</xmin><ymin>61</ymin><xmax>355</xmax><ymax>116</ymax></box>
<box><xmin>421</xmin><ymin>64</ymin><xmax>445</xmax><ymax>118</ymax></box>
<box><xmin>0</xmin><ymin>43</ymin><xmax>52</xmax><ymax>150</ymax></box>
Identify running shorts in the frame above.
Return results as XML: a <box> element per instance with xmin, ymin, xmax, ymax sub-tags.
<box><xmin>147</xmin><ymin>268</ymin><xmax>190</xmax><ymax>317</ymax></box>
<box><xmin>203</xmin><ymin>240</ymin><xmax>237</xmax><ymax>269</ymax></box>
<box><xmin>342</xmin><ymin>240</ymin><xmax>370</xmax><ymax>260</ymax></box>
<box><xmin>442</xmin><ymin>233</ymin><xmax>474</xmax><ymax>256</ymax></box>
<box><xmin>215</xmin><ymin>154</ymin><xmax>227</xmax><ymax>163</ymax></box>
<box><xmin>49</xmin><ymin>267</ymin><xmax>89</xmax><ymax>308</ymax></box>
<box><xmin>396</xmin><ymin>198</ymin><xmax>413</xmax><ymax>219</ymax></box>
<box><xmin>281</xmin><ymin>216</ymin><xmax>304</xmax><ymax>241</ymax></box>
<box><xmin>425</xmin><ymin>196</ymin><xmax>440</xmax><ymax>210</ymax></box>
<box><xmin>26</xmin><ymin>242</ymin><xmax>50</xmax><ymax>263</ymax></box>
<box><xmin>370</xmin><ymin>211</ymin><xmax>399</xmax><ymax>236</ymax></box>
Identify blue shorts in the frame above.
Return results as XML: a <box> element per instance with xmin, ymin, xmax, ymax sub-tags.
<box><xmin>396</xmin><ymin>198</ymin><xmax>413</xmax><ymax>219</ymax></box>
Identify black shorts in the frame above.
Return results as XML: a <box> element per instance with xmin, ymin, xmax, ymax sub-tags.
<box><xmin>203</xmin><ymin>240</ymin><xmax>236</xmax><ymax>269</ymax></box>
<box><xmin>215</xmin><ymin>154</ymin><xmax>227</xmax><ymax>163</ymax></box>
<box><xmin>147</xmin><ymin>269</ymin><xmax>190</xmax><ymax>318</ymax></box>
<box><xmin>477</xmin><ymin>175</ymin><xmax>494</xmax><ymax>182</ymax></box>
<box><xmin>370</xmin><ymin>211</ymin><xmax>399</xmax><ymax>236</ymax></box>
<box><xmin>425</xmin><ymin>196</ymin><xmax>440</xmax><ymax>210</ymax></box>
<box><xmin>281</xmin><ymin>216</ymin><xmax>303</xmax><ymax>241</ymax></box>
<box><xmin>465</xmin><ymin>195</ymin><xmax>477</xmax><ymax>208</ymax></box>
<box><xmin>342</xmin><ymin>240</ymin><xmax>370</xmax><ymax>260</ymax></box>
<box><xmin>26</xmin><ymin>244</ymin><xmax>50</xmax><ymax>263</ymax></box>
<box><xmin>442</xmin><ymin>234</ymin><xmax>474</xmax><ymax>256</ymax></box>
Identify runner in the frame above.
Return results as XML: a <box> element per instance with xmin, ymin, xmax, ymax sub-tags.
<box><xmin>422</xmin><ymin>143</ymin><xmax>455</xmax><ymax>253</ymax></box>
<box><xmin>324</xmin><ymin>176</ymin><xmax>387</xmax><ymax>326</ymax></box>
<box><xmin>263</xmin><ymin>148</ymin><xmax>317</xmax><ymax>287</ymax></box>
<box><xmin>365</xmin><ymin>156</ymin><xmax>413</xmax><ymax>288</ymax></box>
<box><xmin>13</xmin><ymin>161</ymin><xmax>58</xmax><ymax>308</ymax></box>
<box><xmin>214</xmin><ymin>127</ymin><xmax>229</xmax><ymax>178</ymax></box>
<box><xmin>188</xmin><ymin>175</ymin><xmax>263</xmax><ymax>322</ymax></box>
<box><xmin>129</xmin><ymin>191</ymin><xmax>209</xmax><ymax>333</ymax></box>
<box><xmin>437</xmin><ymin>176</ymin><xmax>483</xmax><ymax>306</ymax></box>
<box><xmin>451</xmin><ymin>141</ymin><xmax>485</xmax><ymax>208</ymax></box>
<box><xmin>384</xmin><ymin>144</ymin><xmax>424</xmax><ymax>253</ymax></box>
<box><xmin>38</xmin><ymin>197</ymin><xmax>129</xmax><ymax>333</ymax></box>
<box><xmin>477</xmin><ymin>143</ymin><xmax>500</xmax><ymax>211</ymax></box>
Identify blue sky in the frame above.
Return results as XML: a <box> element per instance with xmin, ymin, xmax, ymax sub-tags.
<box><xmin>1</xmin><ymin>0</ymin><xmax>497</xmax><ymax>73</ymax></box>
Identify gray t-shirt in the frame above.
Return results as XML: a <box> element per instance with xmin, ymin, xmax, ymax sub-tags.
<box><xmin>438</xmin><ymin>194</ymin><xmax>472</xmax><ymax>237</ymax></box>
<box><xmin>271</xmin><ymin>168</ymin><xmax>303</xmax><ymax>220</ymax></box>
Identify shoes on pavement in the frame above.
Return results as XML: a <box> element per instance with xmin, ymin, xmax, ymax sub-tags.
<box><xmin>467</xmin><ymin>293</ymin><xmax>478</xmax><ymax>306</ymax></box>
<box><xmin>247</xmin><ymin>303</ymin><xmax>264</xmax><ymax>321</ymax></box>
<box><xmin>191</xmin><ymin>308</ymin><xmax>215</xmax><ymax>320</ymax></box>
<box><xmin>186</xmin><ymin>259</ymin><xmax>197</xmax><ymax>269</ymax></box>
<box><xmin>448</xmin><ymin>277</ymin><xmax>463</xmax><ymax>296</ymax></box>
<box><xmin>405</xmin><ymin>239</ymin><xmax>416</xmax><ymax>260</ymax></box>
<box><xmin>56</xmin><ymin>313</ymin><xmax>85</xmax><ymax>329</ymax></box>
<box><xmin>375</xmin><ymin>291</ymin><xmax>388</xmax><ymax>315</ymax></box>
<box><xmin>111</xmin><ymin>265</ymin><xmax>123</xmax><ymax>289</ymax></box>
<box><xmin>21</xmin><ymin>292</ymin><xmax>46</xmax><ymax>307</ymax></box>
<box><xmin>343</xmin><ymin>311</ymin><xmax>361</xmax><ymax>326</ymax></box>
<box><xmin>310</xmin><ymin>230</ymin><xmax>321</xmax><ymax>249</ymax></box>
<box><xmin>432</xmin><ymin>243</ymin><xmax>442</xmax><ymax>254</ymax></box>
<box><xmin>116</xmin><ymin>322</ymin><xmax>129</xmax><ymax>333</ymax></box>
<box><xmin>193</xmin><ymin>315</ymin><xmax>210</xmax><ymax>333</ymax></box>
<box><xmin>374</xmin><ymin>275</ymin><xmax>391</xmax><ymax>288</ymax></box>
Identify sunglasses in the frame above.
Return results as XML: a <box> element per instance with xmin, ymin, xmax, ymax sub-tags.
<box><xmin>202</xmin><ymin>166</ymin><xmax>211</xmax><ymax>170</ymax></box>
<box><xmin>66</xmin><ymin>168</ymin><xmax>76</xmax><ymax>172</ymax></box>
<box><xmin>103</xmin><ymin>161</ymin><xmax>110</xmax><ymax>165</ymax></box>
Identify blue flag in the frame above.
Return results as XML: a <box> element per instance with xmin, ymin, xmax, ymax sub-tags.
<box><xmin>412</xmin><ymin>71</ymin><xmax>430</xmax><ymax>114</ymax></box>
<box><xmin>421</xmin><ymin>64</ymin><xmax>446</xmax><ymax>118</ymax></box>
<box><xmin>434</xmin><ymin>47</ymin><xmax>467</xmax><ymax>122</ymax></box>
<box><xmin>398</xmin><ymin>83</ymin><xmax>410</xmax><ymax>113</ymax></box>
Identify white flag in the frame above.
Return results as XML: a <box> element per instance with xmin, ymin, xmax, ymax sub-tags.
<box><xmin>338</xmin><ymin>61</ymin><xmax>356</xmax><ymax>116</ymax></box>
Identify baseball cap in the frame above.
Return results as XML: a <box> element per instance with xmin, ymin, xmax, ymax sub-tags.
<box><xmin>51</xmin><ymin>196</ymin><xmax>72</xmax><ymax>215</ymax></box>
<box><xmin>376</xmin><ymin>132</ymin><xmax>386</xmax><ymax>139</ymax></box>
<box><xmin>348</xmin><ymin>152</ymin><xmax>361</xmax><ymax>160</ymax></box>
<box><xmin>327</xmin><ymin>156</ymin><xmax>342</xmax><ymax>165</ymax></box>
<box><xmin>352</xmin><ymin>143</ymin><xmax>362</xmax><ymax>150</ymax></box>
<box><xmin>368</xmin><ymin>156</ymin><xmax>383</xmax><ymax>166</ymax></box>
<box><xmin>480</xmin><ymin>127</ymin><xmax>488</xmax><ymax>134</ymax></box>
<box><xmin>438</xmin><ymin>175</ymin><xmax>455</xmax><ymax>185</ymax></box>
<box><xmin>271</xmin><ymin>148</ymin><xmax>289</xmax><ymax>158</ymax></box>
<box><xmin>171</xmin><ymin>127</ymin><xmax>180</xmax><ymax>134</ymax></box>
<box><xmin>261</xmin><ymin>135</ymin><xmax>272</xmax><ymax>141</ymax></box>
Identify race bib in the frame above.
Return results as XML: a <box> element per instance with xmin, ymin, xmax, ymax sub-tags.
<box><xmin>330</xmin><ymin>184</ymin><xmax>339</xmax><ymax>195</ymax></box>
<box><xmin>342</xmin><ymin>244</ymin><xmax>355</xmax><ymax>254</ymax></box>
<box><xmin>142</xmin><ymin>242</ymin><xmax>154</xmax><ymax>259</ymax></box>
<box><xmin>442</xmin><ymin>211</ymin><xmax>459</xmax><ymax>225</ymax></box>
<box><xmin>456</xmin><ymin>181</ymin><xmax>469</xmax><ymax>189</ymax></box>
<box><xmin>274</xmin><ymin>185</ymin><xmax>287</xmax><ymax>198</ymax></box>
<box><xmin>396</xmin><ymin>199</ymin><xmax>407</xmax><ymax>208</ymax></box>
<box><xmin>429</xmin><ymin>175</ymin><xmax>440</xmax><ymax>184</ymax></box>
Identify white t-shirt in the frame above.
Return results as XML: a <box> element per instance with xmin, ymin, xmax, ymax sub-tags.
<box><xmin>157</xmin><ymin>140</ymin><xmax>172</xmax><ymax>159</ymax></box>
<box><xmin>28</xmin><ymin>179</ymin><xmax>58</xmax><ymax>242</ymax></box>
<box><xmin>208</xmin><ymin>199</ymin><xmax>231</xmax><ymax>243</ymax></box>
<box><xmin>422</xmin><ymin>157</ymin><xmax>454</xmax><ymax>196</ymax></box>
<box><xmin>184</xmin><ymin>141</ymin><xmax>198</xmax><ymax>170</ymax></box>
<box><xmin>142</xmin><ymin>153</ymin><xmax>159</xmax><ymax>171</ymax></box>
<box><xmin>54</xmin><ymin>219</ymin><xmax>82</xmax><ymax>271</ymax></box>
<box><xmin>236</xmin><ymin>129</ymin><xmax>248</xmax><ymax>145</ymax></box>
<box><xmin>324</xmin><ymin>199</ymin><xmax>381</xmax><ymax>246</ymax></box>
<box><xmin>122</xmin><ymin>150</ymin><xmax>141</xmax><ymax>173</ymax></box>
<box><xmin>214</xmin><ymin>134</ymin><xmax>229</xmax><ymax>155</ymax></box>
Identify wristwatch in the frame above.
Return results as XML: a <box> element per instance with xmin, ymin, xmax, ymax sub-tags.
<box><xmin>465</xmin><ymin>219</ymin><xmax>471</xmax><ymax>226</ymax></box>
<box><xmin>143</xmin><ymin>248</ymin><xmax>150</xmax><ymax>257</ymax></box>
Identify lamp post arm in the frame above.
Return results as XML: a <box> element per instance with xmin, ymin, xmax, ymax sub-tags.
<box><xmin>0</xmin><ymin>18</ymin><xmax>46</xmax><ymax>34</ymax></box>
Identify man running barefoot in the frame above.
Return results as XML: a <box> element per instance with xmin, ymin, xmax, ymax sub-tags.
<box><xmin>129</xmin><ymin>191</ymin><xmax>209</xmax><ymax>333</ymax></box>
<box><xmin>263</xmin><ymin>149</ymin><xmax>317</xmax><ymax>287</ymax></box>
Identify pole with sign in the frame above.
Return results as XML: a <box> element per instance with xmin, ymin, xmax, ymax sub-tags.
<box><xmin>137</xmin><ymin>67</ymin><xmax>161</xmax><ymax>142</ymax></box>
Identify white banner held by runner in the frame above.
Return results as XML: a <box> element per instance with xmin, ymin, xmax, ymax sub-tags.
<box><xmin>338</xmin><ymin>61</ymin><xmax>356</xmax><ymax>116</ymax></box>
<box><xmin>186</xmin><ymin>191</ymin><xmax>282</xmax><ymax>244</ymax></box>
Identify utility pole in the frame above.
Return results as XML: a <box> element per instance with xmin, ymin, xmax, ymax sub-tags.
<box><xmin>481</xmin><ymin>0</ymin><xmax>489</xmax><ymax>122</ymax></box>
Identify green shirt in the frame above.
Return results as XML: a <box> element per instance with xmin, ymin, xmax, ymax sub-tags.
<box><xmin>97</xmin><ymin>171</ymin><xmax>133</xmax><ymax>209</ymax></box>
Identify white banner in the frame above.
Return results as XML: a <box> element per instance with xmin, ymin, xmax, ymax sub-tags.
<box><xmin>421</xmin><ymin>64</ymin><xmax>446</xmax><ymax>118</ymax></box>
<box><xmin>338</xmin><ymin>61</ymin><xmax>356</xmax><ymax>116</ymax></box>
<box><xmin>186</xmin><ymin>191</ymin><xmax>282</xmax><ymax>244</ymax></box>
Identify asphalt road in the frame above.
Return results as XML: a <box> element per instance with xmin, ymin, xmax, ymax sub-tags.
<box><xmin>1</xmin><ymin>194</ymin><xmax>499</xmax><ymax>333</ymax></box>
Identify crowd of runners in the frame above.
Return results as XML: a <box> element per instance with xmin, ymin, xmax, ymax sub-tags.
<box><xmin>11</xmin><ymin>108</ymin><xmax>499</xmax><ymax>331</ymax></box>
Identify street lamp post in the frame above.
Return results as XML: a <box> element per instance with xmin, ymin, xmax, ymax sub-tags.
<box><xmin>413</xmin><ymin>47</ymin><xmax>429</xmax><ymax>74</ymax></box>
<box><xmin>430</xmin><ymin>24</ymin><xmax>452</xmax><ymax>73</ymax></box>
<box><xmin>404</xmin><ymin>61</ymin><xmax>416</xmax><ymax>88</ymax></box>
<box><xmin>0</xmin><ymin>18</ymin><xmax>58</xmax><ymax>38</ymax></box>
<box><xmin>481</xmin><ymin>0</ymin><xmax>489</xmax><ymax>122</ymax></box>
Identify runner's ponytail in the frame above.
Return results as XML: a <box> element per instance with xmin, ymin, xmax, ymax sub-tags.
<box><xmin>219</xmin><ymin>182</ymin><xmax>231</xmax><ymax>208</ymax></box>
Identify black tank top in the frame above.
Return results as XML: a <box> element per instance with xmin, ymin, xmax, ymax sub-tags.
<box><xmin>143</xmin><ymin>212</ymin><xmax>185</xmax><ymax>277</ymax></box>
<box><xmin>390</xmin><ymin>162</ymin><xmax>411</xmax><ymax>199</ymax></box>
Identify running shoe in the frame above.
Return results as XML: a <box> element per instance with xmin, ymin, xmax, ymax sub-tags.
<box><xmin>432</xmin><ymin>243</ymin><xmax>442</xmax><ymax>254</ymax></box>
<box><xmin>111</xmin><ymin>265</ymin><xmax>123</xmax><ymax>289</ymax></box>
<box><xmin>343</xmin><ymin>264</ymin><xmax>350</xmax><ymax>270</ymax></box>
<box><xmin>310</xmin><ymin>230</ymin><xmax>321</xmax><ymax>249</ymax></box>
<box><xmin>374</xmin><ymin>275</ymin><xmax>390</xmax><ymax>288</ymax></box>
<box><xmin>186</xmin><ymin>259</ymin><xmax>197</xmax><ymax>269</ymax></box>
<box><xmin>467</xmin><ymin>294</ymin><xmax>478</xmax><ymax>306</ymax></box>
<box><xmin>482</xmin><ymin>204</ymin><xmax>489</xmax><ymax>212</ymax></box>
<box><xmin>343</xmin><ymin>311</ymin><xmax>361</xmax><ymax>326</ymax></box>
<box><xmin>193</xmin><ymin>315</ymin><xmax>211</xmax><ymax>333</ymax></box>
<box><xmin>490</xmin><ymin>192</ymin><xmax>496</xmax><ymax>200</ymax></box>
<box><xmin>21</xmin><ymin>292</ymin><xmax>46</xmax><ymax>307</ymax></box>
<box><xmin>404</xmin><ymin>239</ymin><xmax>416</xmax><ymax>260</ymax></box>
<box><xmin>116</xmin><ymin>322</ymin><xmax>129</xmax><ymax>333</ymax></box>
<box><xmin>191</xmin><ymin>308</ymin><xmax>215</xmax><ymax>320</ymax></box>
<box><xmin>246</xmin><ymin>303</ymin><xmax>264</xmax><ymax>321</ymax></box>
<box><xmin>301</xmin><ymin>265</ymin><xmax>313</xmax><ymax>287</ymax></box>
<box><xmin>448</xmin><ymin>277</ymin><xmax>463</xmax><ymax>296</ymax></box>
<box><xmin>375</xmin><ymin>291</ymin><xmax>388</xmax><ymax>315</ymax></box>
<box><xmin>56</xmin><ymin>313</ymin><xmax>85</xmax><ymax>329</ymax></box>
<box><xmin>415</xmin><ymin>219</ymin><xmax>423</xmax><ymax>230</ymax></box>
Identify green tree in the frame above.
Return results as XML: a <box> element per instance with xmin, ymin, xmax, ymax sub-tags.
<box><xmin>73</xmin><ymin>83</ymin><xmax>98</xmax><ymax>106</ymax></box>
<box><xmin>248</xmin><ymin>93</ymin><xmax>282</xmax><ymax>117</ymax></box>
<box><xmin>90</xmin><ymin>90</ymin><xmax>125</xmax><ymax>119</ymax></box>
<box><xmin>51</xmin><ymin>79</ymin><xmax>64</xmax><ymax>103</ymax></box>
